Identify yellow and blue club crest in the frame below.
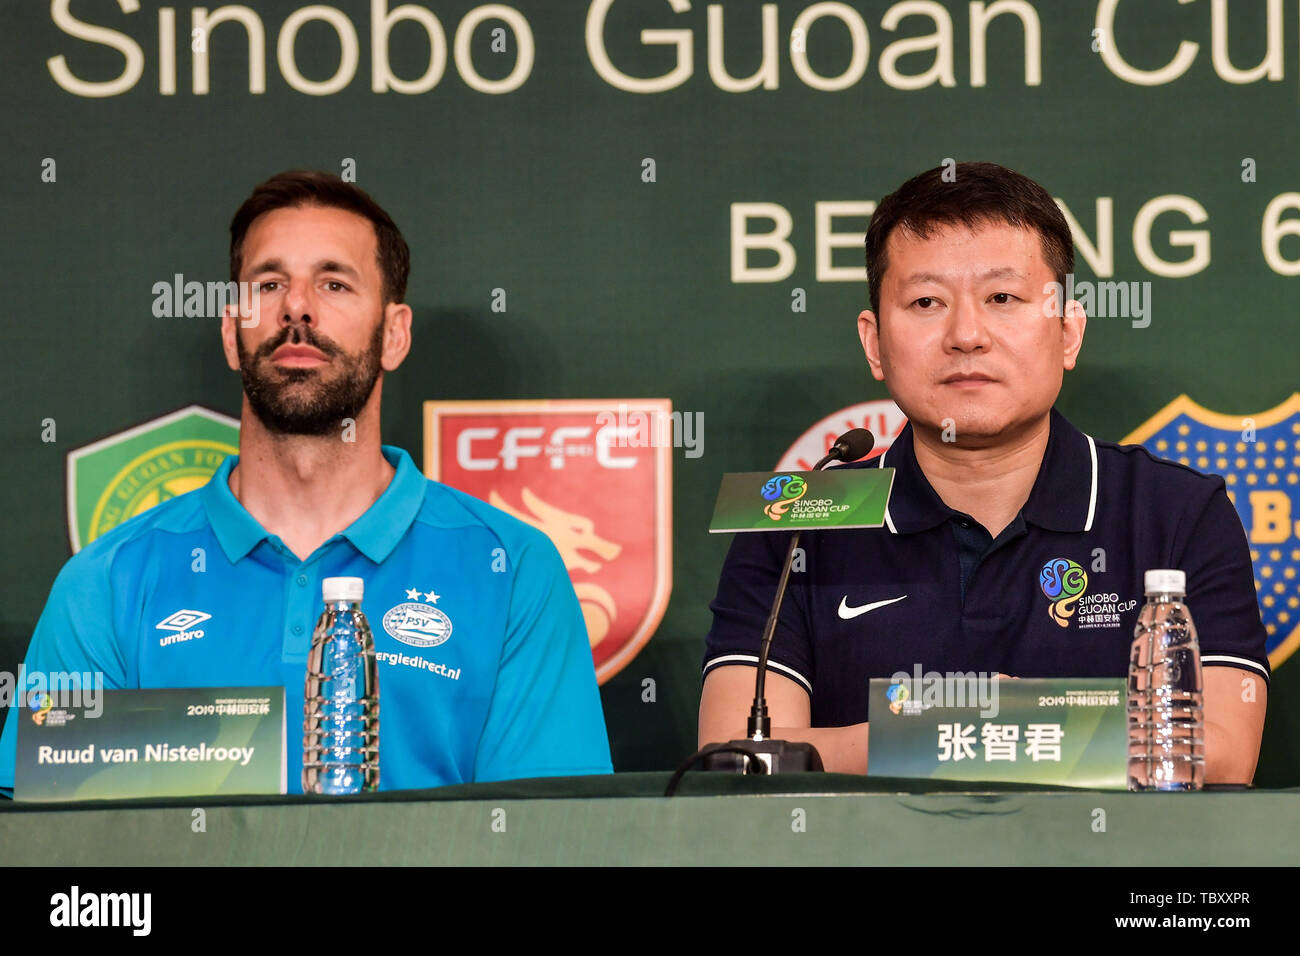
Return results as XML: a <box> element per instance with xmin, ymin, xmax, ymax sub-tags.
<box><xmin>1125</xmin><ymin>394</ymin><xmax>1300</xmax><ymax>669</ymax></box>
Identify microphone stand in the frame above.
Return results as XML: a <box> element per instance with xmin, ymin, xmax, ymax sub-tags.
<box><xmin>688</xmin><ymin>437</ymin><xmax>870</xmax><ymax>778</ymax></box>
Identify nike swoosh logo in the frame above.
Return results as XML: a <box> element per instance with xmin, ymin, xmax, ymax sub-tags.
<box><xmin>838</xmin><ymin>595</ymin><xmax>908</xmax><ymax>619</ymax></box>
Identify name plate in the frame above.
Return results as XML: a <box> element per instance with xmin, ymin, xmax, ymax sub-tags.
<box><xmin>867</xmin><ymin>677</ymin><xmax>1127</xmax><ymax>789</ymax></box>
<box><xmin>709</xmin><ymin>469</ymin><xmax>894</xmax><ymax>532</ymax></box>
<box><xmin>15</xmin><ymin>687</ymin><xmax>285</xmax><ymax>801</ymax></box>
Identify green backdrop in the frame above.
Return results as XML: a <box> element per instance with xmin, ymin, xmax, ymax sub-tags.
<box><xmin>2</xmin><ymin>0</ymin><xmax>1297</xmax><ymax>785</ymax></box>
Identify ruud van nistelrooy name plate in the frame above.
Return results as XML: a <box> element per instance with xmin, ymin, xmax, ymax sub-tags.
<box><xmin>709</xmin><ymin>469</ymin><xmax>894</xmax><ymax>533</ymax></box>
<box><xmin>14</xmin><ymin>687</ymin><xmax>285</xmax><ymax>801</ymax></box>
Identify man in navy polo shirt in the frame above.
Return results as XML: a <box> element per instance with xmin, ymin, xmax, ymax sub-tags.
<box><xmin>0</xmin><ymin>170</ymin><xmax>611</xmax><ymax>796</ymax></box>
<box><xmin>699</xmin><ymin>162</ymin><xmax>1268</xmax><ymax>783</ymax></box>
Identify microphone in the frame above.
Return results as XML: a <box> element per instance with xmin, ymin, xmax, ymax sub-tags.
<box><xmin>814</xmin><ymin>428</ymin><xmax>874</xmax><ymax>470</ymax></box>
<box><xmin>682</xmin><ymin>428</ymin><xmax>876</xmax><ymax>781</ymax></box>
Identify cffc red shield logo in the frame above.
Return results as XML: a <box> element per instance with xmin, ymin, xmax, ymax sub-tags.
<box><xmin>424</xmin><ymin>399</ymin><xmax>673</xmax><ymax>684</ymax></box>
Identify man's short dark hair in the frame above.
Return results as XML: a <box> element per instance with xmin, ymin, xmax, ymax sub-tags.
<box><xmin>864</xmin><ymin>161</ymin><xmax>1073</xmax><ymax>315</ymax></box>
<box><xmin>229</xmin><ymin>170</ymin><xmax>410</xmax><ymax>305</ymax></box>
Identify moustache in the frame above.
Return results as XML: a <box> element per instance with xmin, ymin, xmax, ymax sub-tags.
<box><xmin>255</xmin><ymin>325</ymin><xmax>339</xmax><ymax>361</ymax></box>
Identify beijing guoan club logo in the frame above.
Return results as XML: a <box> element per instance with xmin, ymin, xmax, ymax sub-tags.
<box><xmin>1124</xmin><ymin>393</ymin><xmax>1300</xmax><ymax>669</ymax></box>
<box><xmin>1040</xmin><ymin>558</ymin><xmax>1088</xmax><ymax>628</ymax></box>
<box><xmin>67</xmin><ymin>405</ymin><xmax>239</xmax><ymax>552</ymax></box>
<box><xmin>761</xmin><ymin>474</ymin><xmax>806</xmax><ymax>520</ymax></box>
<box><xmin>424</xmin><ymin>399</ymin><xmax>672</xmax><ymax>685</ymax></box>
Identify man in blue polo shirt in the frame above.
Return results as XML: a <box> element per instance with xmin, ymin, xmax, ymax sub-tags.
<box><xmin>699</xmin><ymin>162</ymin><xmax>1268</xmax><ymax>783</ymax></box>
<box><xmin>1</xmin><ymin>170</ymin><xmax>611</xmax><ymax>796</ymax></box>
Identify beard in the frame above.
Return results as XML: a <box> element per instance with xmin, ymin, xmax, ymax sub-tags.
<box><xmin>236</xmin><ymin>321</ymin><xmax>384</xmax><ymax>437</ymax></box>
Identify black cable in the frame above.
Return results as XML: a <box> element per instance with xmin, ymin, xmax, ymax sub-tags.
<box><xmin>664</xmin><ymin>744</ymin><xmax>766</xmax><ymax>797</ymax></box>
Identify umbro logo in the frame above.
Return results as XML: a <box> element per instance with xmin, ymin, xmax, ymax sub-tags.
<box><xmin>156</xmin><ymin>609</ymin><xmax>211</xmax><ymax>647</ymax></box>
<box><xmin>156</xmin><ymin>610</ymin><xmax>211</xmax><ymax>631</ymax></box>
<box><xmin>837</xmin><ymin>595</ymin><xmax>907</xmax><ymax>619</ymax></box>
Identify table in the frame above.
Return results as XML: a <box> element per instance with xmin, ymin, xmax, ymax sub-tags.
<box><xmin>2</xmin><ymin>774</ymin><xmax>1295</xmax><ymax>866</ymax></box>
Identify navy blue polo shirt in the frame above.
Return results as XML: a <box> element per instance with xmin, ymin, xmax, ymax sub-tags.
<box><xmin>704</xmin><ymin>408</ymin><xmax>1271</xmax><ymax>728</ymax></box>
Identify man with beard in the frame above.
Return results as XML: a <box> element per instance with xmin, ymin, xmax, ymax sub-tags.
<box><xmin>0</xmin><ymin>171</ymin><xmax>611</xmax><ymax>796</ymax></box>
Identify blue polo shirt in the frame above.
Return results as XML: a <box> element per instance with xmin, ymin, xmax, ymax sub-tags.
<box><xmin>704</xmin><ymin>408</ymin><xmax>1271</xmax><ymax>728</ymax></box>
<box><xmin>1</xmin><ymin>445</ymin><xmax>611</xmax><ymax>796</ymax></box>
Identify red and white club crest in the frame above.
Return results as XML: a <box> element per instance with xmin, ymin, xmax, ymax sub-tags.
<box><xmin>777</xmin><ymin>399</ymin><xmax>908</xmax><ymax>470</ymax></box>
<box><xmin>424</xmin><ymin>400</ymin><xmax>673</xmax><ymax>684</ymax></box>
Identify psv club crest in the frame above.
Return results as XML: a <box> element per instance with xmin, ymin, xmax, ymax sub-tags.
<box><xmin>1125</xmin><ymin>393</ymin><xmax>1300</xmax><ymax>669</ymax></box>
<box><xmin>424</xmin><ymin>399</ymin><xmax>673</xmax><ymax>684</ymax></box>
<box><xmin>67</xmin><ymin>405</ymin><xmax>239</xmax><ymax>552</ymax></box>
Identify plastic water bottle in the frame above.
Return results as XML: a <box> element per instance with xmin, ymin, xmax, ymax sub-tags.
<box><xmin>303</xmin><ymin>577</ymin><xmax>379</xmax><ymax>794</ymax></box>
<box><xmin>1127</xmin><ymin>569</ymin><xmax>1204</xmax><ymax>791</ymax></box>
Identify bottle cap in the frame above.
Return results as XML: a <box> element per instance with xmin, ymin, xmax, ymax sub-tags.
<box><xmin>1143</xmin><ymin>569</ymin><xmax>1185</xmax><ymax>595</ymax></box>
<box><xmin>322</xmin><ymin>577</ymin><xmax>364</xmax><ymax>602</ymax></box>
